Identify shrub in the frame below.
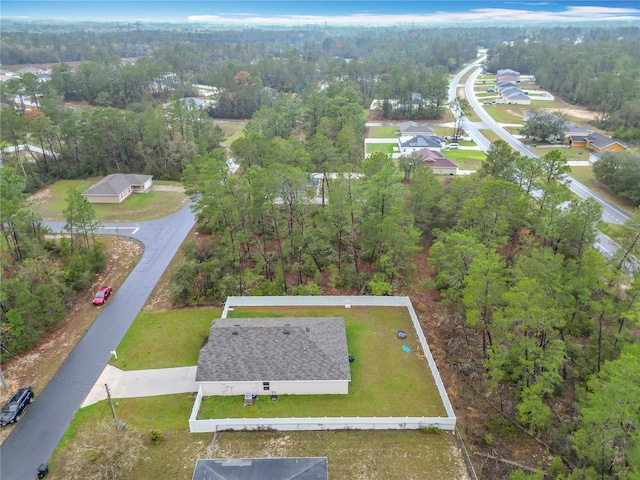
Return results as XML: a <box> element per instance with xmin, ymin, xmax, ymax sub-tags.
<box><xmin>149</xmin><ymin>430</ymin><xmax>164</xmax><ymax>446</ymax></box>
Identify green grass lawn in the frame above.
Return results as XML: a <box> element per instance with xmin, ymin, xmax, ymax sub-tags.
<box><xmin>29</xmin><ymin>179</ymin><xmax>189</xmax><ymax>222</ymax></box>
<box><xmin>483</xmin><ymin>106</ymin><xmax>524</xmax><ymax>124</ymax></box>
<box><xmin>444</xmin><ymin>149</ymin><xmax>485</xmax><ymax>171</ymax></box>
<box><xmin>367</xmin><ymin>143</ymin><xmax>396</xmax><ymax>155</ymax></box>
<box><xmin>529</xmin><ymin>99</ymin><xmax>563</xmax><ymax>108</ymax></box>
<box><xmin>367</xmin><ymin>126</ymin><xmax>398</xmax><ymax>138</ymax></box>
<box><xmin>479</xmin><ymin>129</ymin><xmax>501</xmax><ymax>144</ymax></box>
<box><xmin>111</xmin><ymin>308</ymin><xmax>221</xmax><ymax>370</ymax></box>
<box><xmin>198</xmin><ymin>306</ymin><xmax>446</xmax><ymax>419</ymax></box>
<box><xmin>431</xmin><ymin>126</ymin><xmax>451</xmax><ymax>137</ymax></box>
<box><xmin>569</xmin><ymin>166</ymin><xmax>639</xmax><ymax>217</ymax></box>
<box><xmin>217</xmin><ymin>122</ymin><xmax>245</xmax><ymax>145</ymax></box>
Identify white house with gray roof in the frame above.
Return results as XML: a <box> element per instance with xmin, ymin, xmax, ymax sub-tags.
<box><xmin>82</xmin><ymin>173</ymin><xmax>153</xmax><ymax>204</ymax></box>
<box><xmin>398</xmin><ymin>135</ymin><xmax>446</xmax><ymax>153</ymax></box>
<box><xmin>196</xmin><ymin>317</ymin><xmax>351</xmax><ymax>396</ymax></box>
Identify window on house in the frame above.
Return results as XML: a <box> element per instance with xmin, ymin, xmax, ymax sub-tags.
<box><xmin>263</xmin><ymin>382</ymin><xmax>270</xmax><ymax>391</ymax></box>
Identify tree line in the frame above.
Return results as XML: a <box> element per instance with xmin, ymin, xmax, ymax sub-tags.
<box><xmin>0</xmin><ymin>167</ymin><xmax>105</xmax><ymax>361</ymax></box>
<box><xmin>428</xmin><ymin>141</ymin><xmax>640</xmax><ymax>478</ymax></box>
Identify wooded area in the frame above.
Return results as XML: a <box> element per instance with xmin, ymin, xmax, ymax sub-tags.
<box><xmin>1</xmin><ymin>21</ymin><xmax>639</xmax><ymax>479</ymax></box>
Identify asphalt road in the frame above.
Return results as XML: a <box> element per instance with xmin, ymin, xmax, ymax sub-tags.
<box><xmin>0</xmin><ymin>202</ymin><xmax>197</xmax><ymax>480</ymax></box>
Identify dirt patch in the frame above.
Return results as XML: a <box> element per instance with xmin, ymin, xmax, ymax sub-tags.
<box><xmin>152</xmin><ymin>185</ymin><xmax>186</xmax><ymax>193</ymax></box>
<box><xmin>28</xmin><ymin>185</ymin><xmax>53</xmax><ymax>203</ymax></box>
<box><xmin>0</xmin><ymin>236</ymin><xmax>142</xmax><ymax>444</ymax></box>
<box><xmin>546</xmin><ymin>107</ymin><xmax>600</xmax><ymax>122</ymax></box>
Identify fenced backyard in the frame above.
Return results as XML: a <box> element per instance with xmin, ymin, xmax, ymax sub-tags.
<box><xmin>189</xmin><ymin>296</ymin><xmax>456</xmax><ymax>433</ymax></box>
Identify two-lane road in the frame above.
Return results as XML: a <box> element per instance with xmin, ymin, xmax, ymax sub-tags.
<box><xmin>463</xmin><ymin>66</ymin><xmax>633</xmax><ymax>228</ymax></box>
<box><xmin>0</xmin><ymin>202</ymin><xmax>197</xmax><ymax>480</ymax></box>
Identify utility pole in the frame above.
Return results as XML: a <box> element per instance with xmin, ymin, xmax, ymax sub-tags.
<box><xmin>105</xmin><ymin>383</ymin><xmax>118</xmax><ymax>424</ymax></box>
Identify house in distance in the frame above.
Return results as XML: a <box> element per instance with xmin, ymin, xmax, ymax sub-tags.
<box><xmin>82</xmin><ymin>173</ymin><xmax>153</xmax><ymax>204</ymax></box>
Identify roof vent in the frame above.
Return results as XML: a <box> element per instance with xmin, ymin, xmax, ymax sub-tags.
<box><xmin>232</xmin><ymin>330</ymin><xmax>238</xmax><ymax>336</ymax></box>
<box><xmin>283</xmin><ymin>328</ymin><xmax>290</xmax><ymax>335</ymax></box>
<box><xmin>305</xmin><ymin>327</ymin><xmax>310</xmax><ymax>332</ymax></box>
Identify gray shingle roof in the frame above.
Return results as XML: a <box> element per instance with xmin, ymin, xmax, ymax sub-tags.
<box><xmin>196</xmin><ymin>317</ymin><xmax>351</xmax><ymax>382</ymax></box>
<box><xmin>587</xmin><ymin>132</ymin><xmax>627</xmax><ymax>149</ymax></box>
<box><xmin>501</xmin><ymin>86</ymin><xmax>523</xmax><ymax>96</ymax></box>
<box><xmin>505</xmin><ymin>92</ymin><xmax>530</xmax><ymax>101</ymax></box>
<box><xmin>192</xmin><ymin>457</ymin><xmax>329</xmax><ymax>480</ymax></box>
<box><xmin>82</xmin><ymin>174</ymin><xmax>152</xmax><ymax>196</ymax></box>
<box><xmin>399</xmin><ymin>121</ymin><xmax>435</xmax><ymax>136</ymax></box>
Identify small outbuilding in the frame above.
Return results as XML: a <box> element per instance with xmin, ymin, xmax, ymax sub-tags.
<box><xmin>192</xmin><ymin>457</ymin><xmax>329</xmax><ymax>480</ymax></box>
<box><xmin>196</xmin><ymin>317</ymin><xmax>351</xmax><ymax>396</ymax></box>
<box><xmin>82</xmin><ymin>174</ymin><xmax>153</xmax><ymax>204</ymax></box>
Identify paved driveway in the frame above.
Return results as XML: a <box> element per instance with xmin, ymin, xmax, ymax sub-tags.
<box><xmin>82</xmin><ymin>365</ymin><xmax>198</xmax><ymax>407</ymax></box>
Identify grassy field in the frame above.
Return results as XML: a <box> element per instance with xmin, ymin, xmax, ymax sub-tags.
<box><xmin>29</xmin><ymin>179</ymin><xmax>189</xmax><ymax>222</ymax></box>
<box><xmin>51</xmin><ymin>401</ymin><xmax>467</xmax><ymax>480</ymax></box>
<box><xmin>482</xmin><ymin>106</ymin><xmax>523</xmax><ymax>124</ymax></box>
<box><xmin>217</xmin><ymin>121</ymin><xmax>246</xmax><ymax>145</ymax></box>
<box><xmin>111</xmin><ymin>308</ymin><xmax>221</xmax><ymax>370</ymax></box>
<box><xmin>197</xmin><ymin>306</ymin><xmax>446</xmax><ymax>419</ymax></box>
<box><xmin>444</xmin><ymin>149</ymin><xmax>485</xmax><ymax>171</ymax></box>
<box><xmin>367</xmin><ymin>143</ymin><xmax>396</xmax><ymax>155</ymax></box>
<box><xmin>529</xmin><ymin>99</ymin><xmax>563</xmax><ymax>108</ymax></box>
<box><xmin>367</xmin><ymin>126</ymin><xmax>398</xmax><ymax>138</ymax></box>
<box><xmin>479</xmin><ymin>129</ymin><xmax>501</xmax><ymax>144</ymax></box>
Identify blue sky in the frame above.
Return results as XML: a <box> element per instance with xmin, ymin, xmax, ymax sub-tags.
<box><xmin>2</xmin><ymin>1</ymin><xmax>640</xmax><ymax>24</ymax></box>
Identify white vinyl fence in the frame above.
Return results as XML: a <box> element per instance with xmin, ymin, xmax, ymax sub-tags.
<box><xmin>189</xmin><ymin>296</ymin><xmax>456</xmax><ymax>433</ymax></box>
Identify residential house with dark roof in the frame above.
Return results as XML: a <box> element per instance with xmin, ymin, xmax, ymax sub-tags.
<box><xmin>498</xmin><ymin>83</ymin><xmax>531</xmax><ymax>105</ymax></box>
<box><xmin>192</xmin><ymin>458</ymin><xmax>329</xmax><ymax>480</ymax></box>
<box><xmin>196</xmin><ymin>317</ymin><xmax>351</xmax><ymax>396</ymax></box>
<box><xmin>497</xmin><ymin>69</ymin><xmax>520</xmax><ymax>77</ymax></box>
<box><xmin>568</xmin><ymin>132</ymin><xmax>628</xmax><ymax>153</ymax></box>
<box><xmin>503</xmin><ymin>91</ymin><xmax>531</xmax><ymax>105</ymax></box>
<box><xmin>399</xmin><ymin>135</ymin><xmax>446</xmax><ymax>153</ymax></box>
<box><xmin>564</xmin><ymin>121</ymin><xmax>592</xmax><ymax>138</ymax></box>
<box><xmin>495</xmin><ymin>81</ymin><xmax>518</xmax><ymax>92</ymax></box>
<box><xmin>399</xmin><ymin>121</ymin><xmax>435</xmax><ymax>137</ymax></box>
<box><xmin>82</xmin><ymin>173</ymin><xmax>153</xmax><ymax>204</ymax></box>
<box><xmin>414</xmin><ymin>148</ymin><xmax>458</xmax><ymax>175</ymax></box>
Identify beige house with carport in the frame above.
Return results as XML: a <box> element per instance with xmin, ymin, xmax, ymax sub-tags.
<box><xmin>82</xmin><ymin>173</ymin><xmax>153</xmax><ymax>204</ymax></box>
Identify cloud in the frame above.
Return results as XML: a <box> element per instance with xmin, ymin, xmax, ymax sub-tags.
<box><xmin>188</xmin><ymin>5</ymin><xmax>640</xmax><ymax>25</ymax></box>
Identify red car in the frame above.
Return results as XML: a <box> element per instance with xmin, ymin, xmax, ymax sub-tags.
<box><xmin>93</xmin><ymin>286</ymin><xmax>112</xmax><ymax>305</ymax></box>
